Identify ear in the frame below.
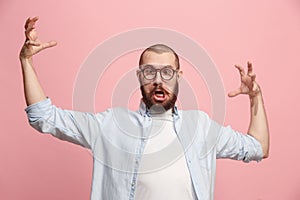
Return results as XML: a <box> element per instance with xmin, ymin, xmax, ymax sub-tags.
<box><xmin>177</xmin><ymin>70</ymin><xmax>183</xmax><ymax>81</ymax></box>
<box><xmin>136</xmin><ymin>70</ymin><xmax>142</xmax><ymax>84</ymax></box>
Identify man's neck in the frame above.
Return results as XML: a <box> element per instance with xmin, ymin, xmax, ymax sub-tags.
<box><xmin>148</xmin><ymin>104</ymin><xmax>174</xmax><ymax>115</ymax></box>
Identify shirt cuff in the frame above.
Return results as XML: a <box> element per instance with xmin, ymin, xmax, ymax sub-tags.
<box><xmin>243</xmin><ymin>134</ymin><xmax>264</xmax><ymax>162</ymax></box>
<box><xmin>25</xmin><ymin>98</ymin><xmax>52</xmax><ymax>123</ymax></box>
<box><xmin>25</xmin><ymin>98</ymin><xmax>51</xmax><ymax>112</ymax></box>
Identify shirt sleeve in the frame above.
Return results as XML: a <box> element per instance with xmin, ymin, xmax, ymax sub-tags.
<box><xmin>25</xmin><ymin>98</ymin><xmax>109</xmax><ymax>149</ymax></box>
<box><xmin>216</xmin><ymin>124</ymin><xmax>263</xmax><ymax>162</ymax></box>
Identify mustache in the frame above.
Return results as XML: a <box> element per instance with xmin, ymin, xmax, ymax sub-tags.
<box><xmin>150</xmin><ymin>85</ymin><xmax>170</xmax><ymax>95</ymax></box>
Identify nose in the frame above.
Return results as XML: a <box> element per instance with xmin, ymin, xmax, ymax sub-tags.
<box><xmin>153</xmin><ymin>71</ymin><xmax>163</xmax><ymax>84</ymax></box>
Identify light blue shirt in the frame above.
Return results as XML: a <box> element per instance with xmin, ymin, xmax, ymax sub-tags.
<box><xmin>25</xmin><ymin>98</ymin><xmax>263</xmax><ymax>200</ymax></box>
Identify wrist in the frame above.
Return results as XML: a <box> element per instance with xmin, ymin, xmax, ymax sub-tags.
<box><xmin>19</xmin><ymin>56</ymin><xmax>33</xmax><ymax>65</ymax></box>
<box><xmin>249</xmin><ymin>90</ymin><xmax>263</xmax><ymax>108</ymax></box>
<box><xmin>249</xmin><ymin>83</ymin><xmax>262</xmax><ymax>99</ymax></box>
<box><xmin>250</xmin><ymin>91</ymin><xmax>262</xmax><ymax>99</ymax></box>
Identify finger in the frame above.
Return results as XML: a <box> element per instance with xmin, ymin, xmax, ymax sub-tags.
<box><xmin>228</xmin><ymin>89</ymin><xmax>241</xmax><ymax>97</ymax></box>
<box><xmin>25</xmin><ymin>40</ymin><xmax>41</xmax><ymax>46</ymax></box>
<box><xmin>252</xmin><ymin>82</ymin><xmax>260</xmax><ymax>93</ymax></box>
<box><xmin>41</xmin><ymin>40</ymin><xmax>57</xmax><ymax>49</ymax></box>
<box><xmin>24</xmin><ymin>17</ymin><xmax>31</xmax><ymax>29</ymax></box>
<box><xmin>250</xmin><ymin>73</ymin><xmax>256</xmax><ymax>81</ymax></box>
<box><xmin>25</xmin><ymin>16</ymin><xmax>39</xmax><ymax>29</ymax></box>
<box><xmin>25</xmin><ymin>16</ymin><xmax>39</xmax><ymax>30</ymax></box>
<box><xmin>25</xmin><ymin>28</ymin><xmax>38</xmax><ymax>40</ymax></box>
<box><xmin>247</xmin><ymin>61</ymin><xmax>253</xmax><ymax>74</ymax></box>
<box><xmin>25</xmin><ymin>27</ymin><xmax>35</xmax><ymax>36</ymax></box>
<box><xmin>235</xmin><ymin>65</ymin><xmax>245</xmax><ymax>76</ymax></box>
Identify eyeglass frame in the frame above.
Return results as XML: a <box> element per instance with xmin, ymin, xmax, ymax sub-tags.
<box><xmin>138</xmin><ymin>64</ymin><xmax>179</xmax><ymax>81</ymax></box>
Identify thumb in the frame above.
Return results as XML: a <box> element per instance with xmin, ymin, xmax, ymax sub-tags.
<box><xmin>228</xmin><ymin>89</ymin><xmax>241</xmax><ymax>97</ymax></box>
<box><xmin>41</xmin><ymin>40</ymin><xmax>57</xmax><ymax>49</ymax></box>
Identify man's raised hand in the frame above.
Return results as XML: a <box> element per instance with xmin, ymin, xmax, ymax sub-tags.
<box><xmin>20</xmin><ymin>17</ymin><xmax>57</xmax><ymax>60</ymax></box>
<box><xmin>228</xmin><ymin>62</ymin><xmax>261</xmax><ymax>98</ymax></box>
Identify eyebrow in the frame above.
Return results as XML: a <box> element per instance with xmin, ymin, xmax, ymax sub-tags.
<box><xmin>140</xmin><ymin>64</ymin><xmax>174</xmax><ymax>69</ymax></box>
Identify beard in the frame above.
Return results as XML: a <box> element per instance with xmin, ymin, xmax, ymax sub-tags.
<box><xmin>140</xmin><ymin>83</ymin><xmax>178</xmax><ymax>113</ymax></box>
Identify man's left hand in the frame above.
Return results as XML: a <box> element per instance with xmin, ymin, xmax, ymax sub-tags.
<box><xmin>228</xmin><ymin>62</ymin><xmax>261</xmax><ymax>98</ymax></box>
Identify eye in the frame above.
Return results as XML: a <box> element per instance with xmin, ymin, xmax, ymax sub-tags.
<box><xmin>143</xmin><ymin>66</ymin><xmax>156</xmax><ymax>75</ymax></box>
<box><xmin>161</xmin><ymin>67</ymin><xmax>173</xmax><ymax>76</ymax></box>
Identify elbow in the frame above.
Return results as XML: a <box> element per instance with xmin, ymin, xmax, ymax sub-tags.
<box><xmin>262</xmin><ymin>148</ymin><xmax>269</xmax><ymax>159</ymax></box>
<box><xmin>249</xmin><ymin>132</ymin><xmax>269</xmax><ymax>159</ymax></box>
<box><xmin>252</xmin><ymin>135</ymin><xmax>269</xmax><ymax>159</ymax></box>
<box><xmin>263</xmin><ymin>152</ymin><xmax>269</xmax><ymax>159</ymax></box>
<box><xmin>261</xmin><ymin>143</ymin><xmax>270</xmax><ymax>159</ymax></box>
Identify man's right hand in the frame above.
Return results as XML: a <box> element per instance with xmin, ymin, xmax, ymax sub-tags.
<box><xmin>19</xmin><ymin>16</ymin><xmax>57</xmax><ymax>60</ymax></box>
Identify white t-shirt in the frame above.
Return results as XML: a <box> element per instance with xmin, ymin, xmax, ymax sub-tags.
<box><xmin>135</xmin><ymin>110</ymin><xmax>196</xmax><ymax>200</ymax></box>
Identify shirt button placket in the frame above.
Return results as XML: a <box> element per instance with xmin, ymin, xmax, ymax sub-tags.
<box><xmin>131</xmin><ymin>181</ymin><xmax>135</xmax><ymax>190</ymax></box>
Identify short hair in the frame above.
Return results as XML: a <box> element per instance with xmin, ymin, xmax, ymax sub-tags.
<box><xmin>139</xmin><ymin>44</ymin><xmax>180</xmax><ymax>69</ymax></box>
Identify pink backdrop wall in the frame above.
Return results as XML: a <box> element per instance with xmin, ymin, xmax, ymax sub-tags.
<box><xmin>1</xmin><ymin>0</ymin><xmax>300</xmax><ymax>199</ymax></box>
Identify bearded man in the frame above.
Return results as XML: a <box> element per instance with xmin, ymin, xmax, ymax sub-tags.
<box><xmin>21</xmin><ymin>17</ymin><xmax>269</xmax><ymax>200</ymax></box>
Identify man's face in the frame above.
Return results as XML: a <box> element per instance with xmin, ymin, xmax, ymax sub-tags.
<box><xmin>137</xmin><ymin>51</ymin><xmax>182</xmax><ymax>112</ymax></box>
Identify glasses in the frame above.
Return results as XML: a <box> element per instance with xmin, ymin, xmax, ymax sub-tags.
<box><xmin>140</xmin><ymin>65</ymin><xmax>178</xmax><ymax>81</ymax></box>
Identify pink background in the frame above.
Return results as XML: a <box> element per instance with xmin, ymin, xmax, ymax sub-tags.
<box><xmin>1</xmin><ymin>0</ymin><xmax>300</xmax><ymax>199</ymax></box>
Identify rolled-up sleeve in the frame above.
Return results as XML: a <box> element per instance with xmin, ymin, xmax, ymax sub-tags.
<box><xmin>25</xmin><ymin>98</ymin><xmax>108</xmax><ymax>149</ymax></box>
<box><xmin>216</xmin><ymin>125</ymin><xmax>263</xmax><ymax>162</ymax></box>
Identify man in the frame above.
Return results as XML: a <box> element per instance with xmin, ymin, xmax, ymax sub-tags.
<box><xmin>20</xmin><ymin>17</ymin><xmax>269</xmax><ymax>200</ymax></box>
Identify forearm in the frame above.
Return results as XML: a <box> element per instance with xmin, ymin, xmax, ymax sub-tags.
<box><xmin>20</xmin><ymin>57</ymin><xmax>47</xmax><ymax>106</ymax></box>
<box><xmin>247</xmin><ymin>91</ymin><xmax>269</xmax><ymax>158</ymax></box>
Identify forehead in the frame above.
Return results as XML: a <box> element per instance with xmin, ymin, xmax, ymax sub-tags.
<box><xmin>141</xmin><ymin>51</ymin><xmax>177</xmax><ymax>68</ymax></box>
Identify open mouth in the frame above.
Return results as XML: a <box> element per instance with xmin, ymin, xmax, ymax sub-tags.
<box><xmin>153</xmin><ymin>89</ymin><xmax>166</xmax><ymax>102</ymax></box>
